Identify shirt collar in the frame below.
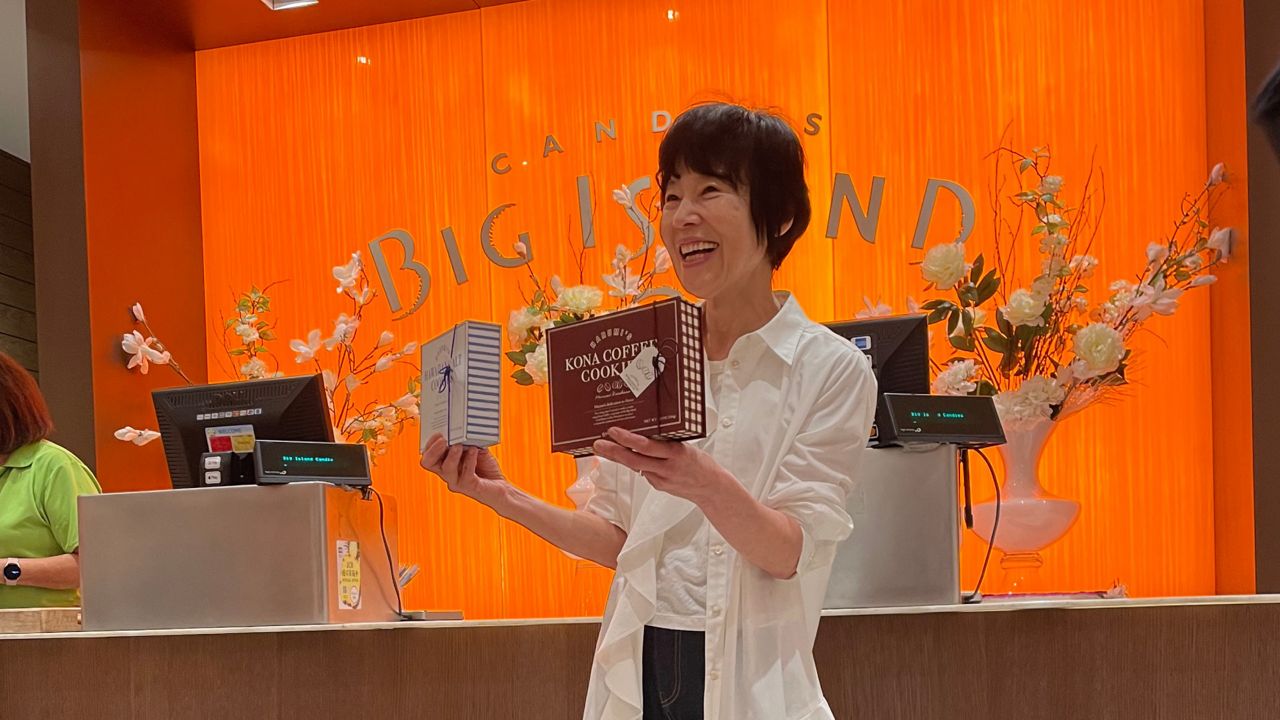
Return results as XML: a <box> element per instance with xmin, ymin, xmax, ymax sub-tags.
<box><xmin>749</xmin><ymin>291</ymin><xmax>809</xmax><ymax>365</ymax></box>
<box><xmin>2</xmin><ymin>441</ymin><xmax>40</xmax><ymax>469</ymax></box>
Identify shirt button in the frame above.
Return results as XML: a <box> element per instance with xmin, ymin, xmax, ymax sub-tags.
<box><xmin>712</xmin><ymin>545</ymin><xmax>724</xmax><ymax>556</ymax></box>
<box><xmin>721</xmin><ymin>417</ymin><xmax>734</xmax><ymax>428</ymax></box>
<box><xmin>711</xmin><ymin>605</ymin><xmax>722</xmax><ymax>617</ymax></box>
<box><xmin>730</xmin><ymin>360</ymin><xmax>741</xmax><ymax>369</ymax></box>
<box><xmin>710</xmin><ymin>670</ymin><xmax>720</xmax><ymax>681</ymax></box>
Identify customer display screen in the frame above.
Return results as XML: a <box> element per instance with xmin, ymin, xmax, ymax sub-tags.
<box><xmin>254</xmin><ymin>440</ymin><xmax>370</xmax><ymax>482</ymax></box>
<box><xmin>883</xmin><ymin>394</ymin><xmax>1005</xmax><ymax>445</ymax></box>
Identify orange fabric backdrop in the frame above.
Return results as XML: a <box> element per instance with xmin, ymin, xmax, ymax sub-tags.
<box><xmin>196</xmin><ymin>0</ymin><xmax>1234</xmax><ymax>618</ymax></box>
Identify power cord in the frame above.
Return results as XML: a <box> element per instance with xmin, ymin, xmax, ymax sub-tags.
<box><xmin>963</xmin><ymin>448</ymin><xmax>1001</xmax><ymax>603</ymax></box>
<box><xmin>363</xmin><ymin>486</ymin><xmax>409</xmax><ymax>620</ymax></box>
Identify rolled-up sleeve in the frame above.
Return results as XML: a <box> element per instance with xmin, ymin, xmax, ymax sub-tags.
<box><xmin>764</xmin><ymin>350</ymin><xmax>877</xmax><ymax>574</ymax></box>
<box><xmin>583</xmin><ymin>457</ymin><xmax>638</xmax><ymax>533</ymax></box>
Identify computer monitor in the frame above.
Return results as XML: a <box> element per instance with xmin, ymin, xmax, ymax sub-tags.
<box><xmin>152</xmin><ymin>374</ymin><xmax>334</xmax><ymax>488</ymax></box>
<box><xmin>824</xmin><ymin>314</ymin><xmax>931</xmax><ymax>446</ymax></box>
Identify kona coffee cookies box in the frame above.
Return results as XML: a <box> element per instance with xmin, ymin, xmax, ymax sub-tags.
<box><xmin>545</xmin><ymin>297</ymin><xmax>705</xmax><ymax>456</ymax></box>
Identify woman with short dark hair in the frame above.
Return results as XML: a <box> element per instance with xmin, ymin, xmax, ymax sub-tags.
<box><xmin>0</xmin><ymin>351</ymin><xmax>101</xmax><ymax>608</ymax></box>
<box><xmin>423</xmin><ymin>102</ymin><xmax>876</xmax><ymax>719</ymax></box>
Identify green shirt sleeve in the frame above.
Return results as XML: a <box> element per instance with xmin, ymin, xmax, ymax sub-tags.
<box><xmin>36</xmin><ymin>453</ymin><xmax>102</xmax><ymax>554</ymax></box>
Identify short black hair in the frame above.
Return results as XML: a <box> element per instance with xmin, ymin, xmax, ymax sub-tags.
<box><xmin>656</xmin><ymin>103</ymin><xmax>811</xmax><ymax>269</ymax></box>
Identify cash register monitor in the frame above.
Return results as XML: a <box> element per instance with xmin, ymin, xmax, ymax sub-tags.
<box><xmin>152</xmin><ymin>374</ymin><xmax>334</xmax><ymax>488</ymax></box>
<box><xmin>824</xmin><ymin>314</ymin><xmax>931</xmax><ymax>445</ymax></box>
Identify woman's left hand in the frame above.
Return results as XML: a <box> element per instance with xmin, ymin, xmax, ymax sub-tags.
<box><xmin>592</xmin><ymin>427</ymin><xmax>731</xmax><ymax>508</ymax></box>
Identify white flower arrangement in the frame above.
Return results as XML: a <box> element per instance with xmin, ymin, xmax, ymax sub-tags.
<box><xmin>506</xmin><ymin>184</ymin><xmax>677</xmax><ymax>385</ymax></box>
<box><xmin>116</xmin><ymin>252</ymin><xmax>421</xmax><ymax>459</ymax></box>
<box><xmin>917</xmin><ymin>148</ymin><xmax>1233</xmax><ymax>424</ymax></box>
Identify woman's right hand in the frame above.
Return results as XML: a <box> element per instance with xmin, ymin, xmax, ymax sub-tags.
<box><xmin>420</xmin><ymin>433</ymin><xmax>510</xmax><ymax>509</ymax></box>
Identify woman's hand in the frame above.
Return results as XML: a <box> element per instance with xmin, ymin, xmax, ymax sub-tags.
<box><xmin>420</xmin><ymin>433</ymin><xmax>510</xmax><ymax>509</ymax></box>
<box><xmin>592</xmin><ymin>427</ymin><xmax>733</xmax><ymax>508</ymax></box>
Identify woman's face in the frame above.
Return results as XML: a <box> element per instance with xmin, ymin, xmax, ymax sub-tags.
<box><xmin>658</xmin><ymin>167</ymin><xmax>771</xmax><ymax>301</ymax></box>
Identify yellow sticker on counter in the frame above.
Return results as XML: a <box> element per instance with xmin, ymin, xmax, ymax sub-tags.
<box><xmin>337</xmin><ymin>539</ymin><xmax>361</xmax><ymax>610</ymax></box>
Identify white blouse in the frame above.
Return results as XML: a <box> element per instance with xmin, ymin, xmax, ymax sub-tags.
<box><xmin>583</xmin><ymin>292</ymin><xmax>878</xmax><ymax>720</ymax></box>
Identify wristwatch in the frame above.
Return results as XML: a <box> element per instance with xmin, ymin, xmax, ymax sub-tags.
<box><xmin>2</xmin><ymin>559</ymin><xmax>21</xmax><ymax>586</ymax></box>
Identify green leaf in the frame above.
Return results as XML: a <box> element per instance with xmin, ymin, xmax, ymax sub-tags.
<box><xmin>996</xmin><ymin>309</ymin><xmax>1013</xmax><ymax>336</ymax></box>
<box><xmin>982</xmin><ymin>331</ymin><xmax>1009</xmax><ymax>354</ymax></box>
<box><xmin>970</xmin><ymin>254</ymin><xmax>985</xmax><ymax>285</ymax></box>
<box><xmin>949</xmin><ymin>334</ymin><xmax>975</xmax><ymax>352</ymax></box>
<box><xmin>512</xmin><ymin>369</ymin><xmax>534</xmax><ymax>386</ymax></box>
<box><xmin>1018</xmin><ymin>158</ymin><xmax>1035</xmax><ymax>173</ymax></box>
<box><xmin>976</xmin><ymin>380</ymin><xmax>998</xmax><ymax>397</ymax></box>
<box><xmin>921</xmin><ymin>299</ymin><xmax>948</xmax><ymax>310</ymax></box>
<box><xmin>229</xmin><ymin>348</ymin><xmax>246</xmax><ymax>356</ymax></box>
<box><xmin>976</xmin><ymin>271</ymin><xmax>1000</xmax><ymax>303</ymax></box>
<box><xmin>521</xmin><ymin>341</ymin><xmax>539</xmax><ymax>355</ymax></box>
<box><xmin>224</xmin><ymin>318</ymin><xmax>237</xmax><ymax>329</ymax></box>
<box><xmin>236</xmin><ymin>300</ymin><xmax>251</xmax><ymax>313</ymax></box>
<box><xmin>1031</xmin><ymin>224</ymin><xmax>1047</xmax><ymax>235</ymax></box>
<box><xmin>505</xmin><ymin>350</ymin><xmax>528</xmax><ymax>364</ymax></box>
<box><xmin>926</xmin><ymin>307</ymin><xmax>950</xmax><ymax>324</ymax></box>
<box><xmin>947</xmin><ymin>309</ymin><xmax>960</xmax><ymax>335</ymax></box>
<box><xmin>261</xmin><ymin>330</ymin><xmax>276</xmax><ymax>341</ymax></box>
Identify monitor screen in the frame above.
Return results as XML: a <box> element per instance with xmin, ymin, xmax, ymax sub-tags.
<box><xmin>152</xmin><ymin>374</ymin><xmax>334</xmax><ymax>488</ymax></box>
<box><xmin>824</xmin><ymin>314</ymin><xmax>931</xmax><ymax>445</ymax></box>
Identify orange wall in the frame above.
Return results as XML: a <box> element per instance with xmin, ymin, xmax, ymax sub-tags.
<box><xmin>1204</xmin><ymin>0</ymin><xmax>1254</xmax><ymax>594</ymax></box>
<box><xmin>80</xmin><ymin>0</ymin><xmax>209</xmax><ymax>492</ymax></box>
<box><xmin>194</xmin><ymin>0</ymin><xmax>1241</xmax><ymax>617</ymax></box>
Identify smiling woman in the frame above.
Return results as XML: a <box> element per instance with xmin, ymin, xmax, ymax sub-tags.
<box><xmin>421</xmin><ymin>103</ymin><xmax>878</xmax><ymax>720</ymax></box>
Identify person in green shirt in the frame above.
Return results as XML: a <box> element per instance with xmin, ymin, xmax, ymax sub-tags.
<box><xmin>0</xmin><ymin>351</ymin><xmax>101</xmax><ymax>609</ymax></box>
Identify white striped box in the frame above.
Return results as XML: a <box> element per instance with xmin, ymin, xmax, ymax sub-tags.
<box><xmin>420</xmin><ymin>320</ymin><xmax>503</xmax><ymax>449</ymax></box>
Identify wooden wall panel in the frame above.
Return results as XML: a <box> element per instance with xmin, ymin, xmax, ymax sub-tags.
<box><xmin>0</xmin><ymin>148</ymin><xmax>34</xmax><ymax>373</ymax></box>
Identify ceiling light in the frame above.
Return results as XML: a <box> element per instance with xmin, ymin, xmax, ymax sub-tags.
<box><xmin>261</xmin><ymin>0</ymin><xmax>319</xmax><ymax>10</ymax></box>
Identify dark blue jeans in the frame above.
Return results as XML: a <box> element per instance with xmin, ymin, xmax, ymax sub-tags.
<box><xmin>642</xmin><ymin>625</ymin><xmax>705</xmax><ymax>720</ymax></box>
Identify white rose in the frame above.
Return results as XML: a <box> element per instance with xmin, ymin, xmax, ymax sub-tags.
<box><xmin>993</xmin><ymin>376</ymin><xmax>1066</xmax><ymax>423</ymax></box>
<box><xmin>1072</xmin><ymin>323</ymin><xmax>1125</xmax><ymax>379</ymax></box>
<box><xmin>1039</xmin><ymin>175</ymin><xmax>1064</xmax><ymax>195</ymax></box>
<box><xmin>933</xmin><ymin>360</ymin><xmax>977</xmax><ymax>396</ymax></box>
<box><xmin>508</xmin><ymin>307</ymin><xmax>543</xmax><ymax>345</ymax></box>
<box><xmin>556</xmin><ymin>285</ymin><xmax>604</xmax><ymax>315</ymax></box>
<box><xmin>921</xmin><ymin>241</ymin><xmax>968</xmax><ymax>290</ymax></box>
<box><xmin>525</xmin><ymin>344</ymin><xmax>549</xmax><ymax>385</ymax></box>
<box><xmin>1001</xmin><ymin>288</ymin><xmax>1048</xmax><ymax>327</ymax></box>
